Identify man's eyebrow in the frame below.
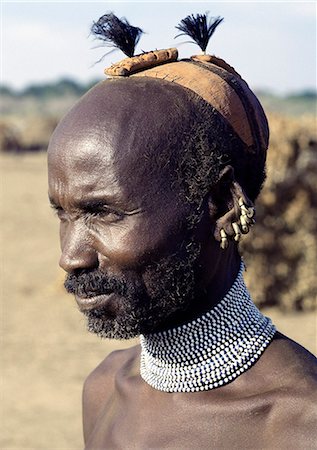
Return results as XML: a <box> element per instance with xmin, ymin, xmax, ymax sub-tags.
<box><xmin>76</xmin><ymin>198</ymin><xmax>142</xmax><ymax>215</ymax></box>
<box><xmin>48</xmin><ymin>196</ymin><xmax>142</xmax><ymax>215</ymax></box>
<box><xmin>48</xmin><ymin>195</ymin><xmax>116</xmax><ymax>210</ymax></box>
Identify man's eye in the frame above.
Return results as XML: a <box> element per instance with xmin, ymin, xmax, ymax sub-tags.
<box><xmin>87</xmin><ymin>207</ymin><xmax>125</xmax><ymax>222</ymax></box>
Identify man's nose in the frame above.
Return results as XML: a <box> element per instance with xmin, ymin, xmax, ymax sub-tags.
<box><xmin>59</xmin><ymin>222</ymin><xmax>98</xmax><ymax>273</ymax></box>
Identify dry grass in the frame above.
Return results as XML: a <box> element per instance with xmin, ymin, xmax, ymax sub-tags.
<box><xmin>1</xmin><ymin>148</ymin><xmax>316</xmax><ymax>449</ymax></box>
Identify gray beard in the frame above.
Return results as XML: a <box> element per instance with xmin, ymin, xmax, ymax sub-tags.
<box><xmin>82</xmin><ymin>240</ymin><xmax>201</xmax><ymax>340</ymax></box>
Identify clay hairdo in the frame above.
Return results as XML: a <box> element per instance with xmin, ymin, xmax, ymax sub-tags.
<box><xmin>90</xmin><ymin>12</ymin><xmax>269</xmax><ymax>203</ymax></box>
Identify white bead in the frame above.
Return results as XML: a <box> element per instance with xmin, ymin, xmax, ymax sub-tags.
<box><xmin>140</xmin><ymin>263</ymin><xmax>276</xmax><ymax>393</ymax></box>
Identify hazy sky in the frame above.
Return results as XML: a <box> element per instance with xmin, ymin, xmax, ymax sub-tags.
<box><xmin>1</xmin><ymin>1</ymin><xmax>316</xmax><ymax>94</ymax></box>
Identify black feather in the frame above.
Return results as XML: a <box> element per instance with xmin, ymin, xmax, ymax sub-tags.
<box><xmin>175</xmin><ymin>13</ymin><xmax>223</xmax><ymax>52</ymax></box>
<box><xmin>91</xmin><ymin>13</ymin><xmax>143</xmax><ymax>58</ymax></box>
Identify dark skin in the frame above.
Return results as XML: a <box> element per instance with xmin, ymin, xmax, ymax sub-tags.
<box><xmin>48</xmin><ymin>79</ymin><xmax>317</xmax><ymax>449</ymax></box>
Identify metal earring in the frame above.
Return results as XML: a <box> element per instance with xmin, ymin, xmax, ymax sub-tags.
<box><xmin>232</xmin><ymin>222</ymin><xmax>241</xmax><ymax>242</ymax></box>
<box><xmin>220</xmin><ymin>200</ymin><xmax>256</xmax><ymax>249</ymax></box>
<box><xmin>238</xmin><ymin>198</ymin><xmax>255</xmax><ymax>234</ymax></box>
<box><xmin>220</xmin><ymin>229</ymin><xmax>228</xmax><ymax>250</ymax></box>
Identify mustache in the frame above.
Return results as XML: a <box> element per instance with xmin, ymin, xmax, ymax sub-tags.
<box><xmin>64</xmin><ymin>239</ymin><xmax>200</xmax><ymax>301</ymax></box>
<box><xmin>64</xmin><ymin>269</ymin><xmax>140</xmax><ymax>299</ymax></box>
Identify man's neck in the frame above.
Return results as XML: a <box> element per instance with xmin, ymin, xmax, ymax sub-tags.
<box><xmin>153</xmin><ymin>247</ymin><xmax>241</xmax><ymax>333</ymax></box>
<box><xmin>140</xmin><ymin>264</ymin><xmax>276</xmax><ymax>392</ymax></box>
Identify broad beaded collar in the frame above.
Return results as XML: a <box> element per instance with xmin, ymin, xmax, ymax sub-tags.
<box><xmin>140</xmin><ymin>264</ymin><xmax>276</xmax><ymax>393</ymax></box>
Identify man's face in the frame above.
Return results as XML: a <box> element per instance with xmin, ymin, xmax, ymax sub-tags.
<box><xmin>48</xmin><ymin>79</ymin><xmax>206</xmax><ymax>339</ymax></box>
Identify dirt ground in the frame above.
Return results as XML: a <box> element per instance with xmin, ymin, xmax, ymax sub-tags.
<box><xmin>1</xmin><ymin>153</ymin><xmax>316</xmax><ymax>450</ymax></box>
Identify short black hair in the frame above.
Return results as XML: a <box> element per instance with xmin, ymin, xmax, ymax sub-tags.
<box><xmin>159</xmin><ymin>88</ymin><xmax>267</xmax><ymax>213</ymax></box>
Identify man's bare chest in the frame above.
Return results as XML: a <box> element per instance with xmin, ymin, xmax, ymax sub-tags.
<box><xmin>85</xmin><ymin>385</ymin><xmax>276</xmax><ymax>449</ymax></box>
<box><xmin>84</xmin><ymin>339</ymin><xmax>317</xmax><ymax>449</ymax></box>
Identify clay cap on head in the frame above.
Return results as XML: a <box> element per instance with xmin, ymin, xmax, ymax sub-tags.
<box><xmin>132</xmin><ymin>57</ymin><xmax>269</xmax><ymax>154</ymax></box>
<box><xmin>105</xmin><ymin>52</ymin><xmax>269</xmax><ymax>156</ymax></box>
<box><xmin>105</xmin><ymin>48</ymin><xmax>178</xmax><ymax>77</ymax></box>
<box><xmin>92</xmin><ymin>12</ymin><xmax>269</xmax><ymax>157</ymax></box>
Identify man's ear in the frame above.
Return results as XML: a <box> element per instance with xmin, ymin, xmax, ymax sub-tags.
<box><xmin>207</xmin><ymin>166</ymin><xmax>255</xmax><ymax>246</ymax></box>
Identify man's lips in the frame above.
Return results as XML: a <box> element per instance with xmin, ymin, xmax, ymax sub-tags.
<box><xmin>75</xmin><ymin>292</ymin><xmax>115</xmax><ymax>312</ymax></box>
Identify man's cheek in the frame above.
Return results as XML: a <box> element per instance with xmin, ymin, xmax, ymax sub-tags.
<box><xmin>90</xmin><ymin>223</ymin><xmax>161</xmax><ymax>268</ymax></box>
<box><xmin>92</xmin><ymin>232</ymin><xmax>150</xmax><ymax>269</ymax></box>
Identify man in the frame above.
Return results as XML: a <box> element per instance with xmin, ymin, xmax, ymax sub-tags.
<box><xmin>48</xmin><ymin>17</ymin><xmax>316</xmax><ymax>448</ymax></box>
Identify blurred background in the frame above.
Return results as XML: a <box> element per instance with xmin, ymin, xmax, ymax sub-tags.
<box><xmin>1</xmin><ymin>1</ymin><xmax>316</xmax><ymax>448</ymax></box>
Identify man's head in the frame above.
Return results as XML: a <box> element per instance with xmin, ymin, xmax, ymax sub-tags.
<box><xmin>48</xmin><ymin>67</ymin><xmax>268</xmax><ymax>339</ymax></box>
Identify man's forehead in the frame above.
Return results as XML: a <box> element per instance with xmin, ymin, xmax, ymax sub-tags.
<box><xmin>48</xmin><ymin>129</ymin><xmax>113</xmax><ymax>173</ymax></box>
<box><xmin>48</xmin><ymin>130</ymin><xmax>120</xmax><ymax>198</ymax></box>
<box><xmin>48</xmin><ymin>77</ymin><xmax>195</xmax><ymax>155</ymax></box>
<box><xmin>48</xmin><ymin>78</ymin><xmax>195</xmax><ymax>174</ymax></box>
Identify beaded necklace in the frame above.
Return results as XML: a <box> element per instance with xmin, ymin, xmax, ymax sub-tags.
<box><xmin>140</xmin><ymin>264</ymin><xmax>276</xmax><ymax>393</ymax></box>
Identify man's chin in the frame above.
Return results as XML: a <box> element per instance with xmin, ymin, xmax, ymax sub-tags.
<box><xmin>73</xmin><ymin>293</ymin><xmax>137</xmax><ymax>339</ymax></box>
<box><xmin>81</xmin><ymin>297</ymin><xmax>192</xmax><ymax>340</ymax></box>
<box><xmin>83</xmin><ymin>307</ymin><xmax>141</xmax><ymax>340</ymax></box>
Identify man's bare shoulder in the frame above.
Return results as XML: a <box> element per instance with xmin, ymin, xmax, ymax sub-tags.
<box><xmin>248</xmin><ymin>332</ymin><xmax>317</xmax><ymax>397</ymax></box>
<box><xmin>83</xmin><ymin>344</ymin><xmax>140</xmax><ymax>396</ymax></box>
<box><xmin>82</xmin><ymin>344</ymin><xmax>140</xmax><ymax>443</ymax></box>
<box><xmin>269</xmin><ymin>332</ymin><xmax>317</xmax><ymax>378</ymax></box>
<box><xmin>261</xmin><ymin>334</ymin><xmax>317</xmax><ymax>447</ymax></box>
<box><xmin>250</xmin><ymin>333</ymin><xmax>316</xmax><ymax>426</ymax></box>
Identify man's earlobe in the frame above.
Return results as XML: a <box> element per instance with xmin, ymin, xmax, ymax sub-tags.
<box><xmin>208</xmin><ymin>166</ymin><xmax>256</xmax><ymax>248</ymax></box>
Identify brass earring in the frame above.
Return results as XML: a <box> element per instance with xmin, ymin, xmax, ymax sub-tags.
<box><xmin>232</xmin><ymin>222</ymin><xmax>241</xmax><ymax>242</ymax></box>
<box><xmin>220</xmin><ymin>229</ymin><xmax>228</xmax><ymax>250</ymax></box>
<box><xmin>238</xmin><ymin>198</ymin><xmax>255</xmax><ymax>235</ymax></box>
<box><xmin>220</xmin><ymin>200</ymin><xmax>256</xmax><ymax>250</ymax></box>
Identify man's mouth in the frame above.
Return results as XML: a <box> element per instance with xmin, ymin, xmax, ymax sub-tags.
<box><xmin>75</xmin><ymin>292</ymin><xmax>115</xmax><ymax>312</ymax></box>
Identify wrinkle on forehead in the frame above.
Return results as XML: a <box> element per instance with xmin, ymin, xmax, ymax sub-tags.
<box><xmin>48</xmin><ymin>129</ymin><xmax>121</xmax><ymax>206</ymax></box>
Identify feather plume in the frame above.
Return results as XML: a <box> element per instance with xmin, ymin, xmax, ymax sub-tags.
<box><xmin>91</xmin><ymin>13</ymin><xmax>143</xmax><ymax>58</ymax></box>
<box><xmin>175</xmin><ymin>13</ymin><xmax>223</xmax><ymax>53</ymax></box>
